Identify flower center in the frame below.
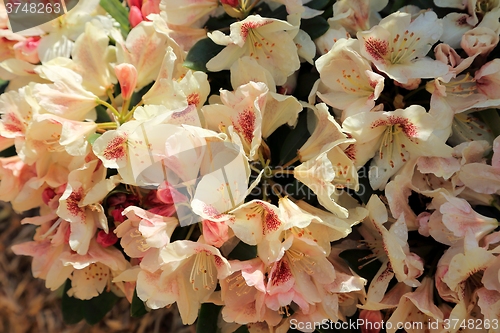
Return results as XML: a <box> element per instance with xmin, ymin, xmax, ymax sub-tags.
<box><xmin>285</xmin><ymin>248</ymin><xmax>316</xmax><ymax>275</ymax></box>
<box><xmin>190</xmin><ymin>251</ymin><xmax>215</xmax><ymax>291</ymax></box>
<box><xmin>390</xmin><ymin>30</ymin><xmax>421</xmax><ymax>64</ymax></box>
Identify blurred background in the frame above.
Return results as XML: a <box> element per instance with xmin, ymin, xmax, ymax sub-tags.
<box><xmin>0</xmin><ymin>201</ymin><xmax>195</xmax><ymax>333</ymax></box>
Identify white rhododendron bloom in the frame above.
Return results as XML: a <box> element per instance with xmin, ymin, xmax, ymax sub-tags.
<box><xmin>358</xmin><ymin>11</ymin><xmax>449</xmax><ymax>84</ymax></box>
<box><xmin>343</xmin><ymin>105</ymin><xmax>453</xmax><ymax>190</ymax></box>
<box><xmin>206</xmin><ymin>15</ymin><xmax>301</xmax><ymax>85</ymax></box>
<box><xmin>316</xmin><ymin>38</ymin><xmax>385</xmax><ymax>120</ymax></box>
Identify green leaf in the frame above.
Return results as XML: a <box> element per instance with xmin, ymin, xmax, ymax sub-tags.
<box><xmin>61</xmin><ymin>279</ymin><xmax>120</xmax><ymax>325</ymax></box>
<box><xmin>87</xmin><ymin>133</ymin><xmax>102</xmax><ymax>145</ymax></box>
<box><xmin>61</xmin><ymin>280</ymin><xmax>85</xmax><ymax>325</ymax></box>
<box><xmin>84</xmin><ymin>289</ymin><xmax>120</xmax><ymax>325</ymax></box>
<box><xmin>196</xmin><ymin>303</ymin><xmax>221</xmax><ymax>333</ymax></box>
<box><xmin>227</xmin><ymin>241</ymin><xmax>257</xmax><ymax>261</ymax></box>
<box><xmin>0</xmin><ymin>79</ymin><xmax>8</xmax><ymax>94</ymax></box>
<box><xmin>354</xmin><ymin>164</ymin><xmax>375</xmax><ymax>205</ymax></box>
<box><xmin>234</xmin><ymin>326</ymin><xmax>250</xmax><ymax>333</ymax></box>
<box><xmin>0</xmin><ymin>145</ymin><xmax>16</xmax><ymax>157</ymax></box>
<box><xmin>478</xmin><ymin>108</ymin><xmax>500</xmax><ymax>137</ymax></box>
<box><xmin>300</xmin><ymin>16</ymin><xmax>329</xmax><ymax>40</ymax></box>
<box><xmin>131</xmin><ymin>289</ymin><xmax>149</xmax><ymax>318</ymax></box>
<box><xmin>99</xmin><ymin>0</ymin><xmax>130</xmax><ymax>37</ymax></box>
<box><xmin>279</xmin><ymin>111</ymin><xmax>309</xmax><ymax>165</ymax></box>
<box><xmin>96</xmin><ymin>104</ymin><xmax>112</xmax><ymax>123</ymax></box>
<box><xmin>183</xmin><ymin>38</ymin><xmax>225</xmax><ymax>72</ymax></box>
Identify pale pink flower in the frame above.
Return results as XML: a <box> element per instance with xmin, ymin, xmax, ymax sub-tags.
<box><xmin>315</xmin><ymin>38</ymin><xmax>385</xmax><ymax>121</ymax></box>
<box><xmin>220</xmin><ymin>258</ymin><xmax>281</xmax><ymax>326</ymax></box>
<box><xmin>116</xmin><ymin>21</ymin><xmax>170</xmax><ymax>89</ymax></box>
<box><xmin>206</xmin><ymin>15</ymin><xmax>300</xmax><ymax>85</ymax></box>
<box><xmin>357</xmin><ymin>11</ymin><xmax>449</xmax><ymax>84</ymax></box>
<box><xmin>359</xmin><ymin>195</ymin><xmax>424</xmax><ymax>297</ymax></box>
<box><xmin>459</xmin><ymin>135</ymin><xmax>500</xmax><ymax>194</ymax></box>
<box><xmin>330</xmin><ymin>0</ymin><xmax>388</xmax><ymax>35</ymax></box>
<box><xmin>265</xmin><ymin>236</ymin><xmax>336</xmax><ymax>315</ymax></box>
<box><xmin>114</xmin><ymin>206</ymin><xmax>178</xmax><ymax>272</ymax></box>
<box><xmin>13</xmin><ymin>37</ymin><xmax>40</xmax><ymax>64</ymax></box>
<box><xmin>342</xmin><ymin>105</ymin><xmax>453</xmax><ymax>190</ymax></box>
<box><xmin>461</xmin><ymin>26</ymin><xmax>499</xmax><ymax>57</ymax></box>
<box><xmin>203</xmin><ymin>81</ymin><xmax>301</xmax><ymax>160</ymax></box>
<box><xmin>386</xmin><ymin>277</ymin><xmax>445</xmax><ymax>333</ymax></box>
<box><xmin>138</xmin><ymin>239</ymin><xmax>231</xmax><ymax>324</ymax></box>
<box><xmin>160</xmin><ymin>0</ymin><xmax>218</xmax><ymax>27</ymax></box>
<box><xmin>57</xmin><ymin>159</ymin><xmax>120</xmax><ymax>254</ymax></box>
<box><xmin>298</xmin><ymin>103</ymin><xmax>353</xmax><ymax>161</ymax></box>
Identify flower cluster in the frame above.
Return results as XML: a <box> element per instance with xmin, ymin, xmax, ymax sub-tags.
<box><xmin>1</xmin><ymin>0</ymin><xmax>500</xmax><ymax>332</ymax></box>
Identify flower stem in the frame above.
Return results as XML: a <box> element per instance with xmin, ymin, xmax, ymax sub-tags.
<box><xmin>282</xmin><ymin>155</ymin><xmax>299</xmax><ymax>169</ymax></box>
<box><xmin>96</xmin><ymin>98</ymin><xmax>121</xmax><ymax>121</ymax></box>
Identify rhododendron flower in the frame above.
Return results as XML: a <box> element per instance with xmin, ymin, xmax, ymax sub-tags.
<box><xmin>114</xmin><ymin>206</ymin><xmax>178</xmax><ymax>272</ymax></box>
<box><xmin>357</xmin><ymin>11</ymin><xmax>449</xmax><ymax>84</ymax></box>
<box><xmin>220</xmin><ymin>258</ymin><xmax>282</xmax><ymax>326</ymax></box>
<box><xmin>57</xmin><ymin>159</ymin><xmax>121</xmax><ymax>255</ymax></box>
<box><xmin>342</xmin><ymin>105</ymin><xmax>453</xmax><ymax>190</ymax></box>
<box><xmin>459</xmin><ymin>135</ymin><xmax>500</xmax><ymax>193</ymax></box>
<box><xmin>298</xmin><ymin>103</ymin><xmax>353</xmax><ymax>161</ymax></box>
<box><xmin>386</xmin><ymin>277</ymin><xmax>445</xmax><ymax>333</ymax></box>
<box><xmin>203</xmin><ymin>81</ymin><xmax>301</xmax><ymax>160</ymax></box>
<box><xmin>137</xmin><ymin>239</ymin><xmax>231</xmax><ymax>324</ymax></box>
<box><xmin>329</xmin><ymin>0</ymin><xmax>388</xmax><ymax>35</ymax></box>
<box><xmin>359</xmin><ymin>195</ymin><xmax>424</xmax><ymax>290</ymax></box>
<box><xmin>265</xmin><ymin>236</ymin><xmax>336</xmax><ymax>314</ymax></box>
<box><xmin>160</xmin><ymin>0</ymin><xmax>218</xmax><ymax>27</ymax></box>
<box><xmin>315</xmin><ymin>38</ymin><xmax>385</xmax><ymax>121</ymax></box>
<box><xmin>206</xmin><ymin>15</ymin><xmax>300</xmax><ymax>85</ymax></box>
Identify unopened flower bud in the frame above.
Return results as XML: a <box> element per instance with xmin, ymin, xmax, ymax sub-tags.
<box><xmin>97</xmin><ymin>230</ymin><xmax>119</xmax><ymax>247</ymax></box>
<box><xmin>115</xmin><ymin>63</ymin><xmax>138</xmax><ymax>100</ymax></box>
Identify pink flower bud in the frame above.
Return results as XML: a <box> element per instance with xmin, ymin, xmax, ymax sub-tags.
<box><xmin>107</xmin><ymin>192</ymin><xmax>127</xmax><ymax>207</ymax></box>
<box><xmin>115</xmin><ymin>63</ymin><xmax>138</xmax><ymax>100</ymax></box>
<box><xmin>157</xmin><ymin>181</ymin><xmax>188</xmax><ymax>204</ymax></box>
<box><xmin>13</xmin><ymin>36</ymin><xmax>40</xmax><ymax>64</ymax></box>
<box><xmin>359</xmin><ymin>310</ymin><xmax>383</xmax><ymax>333</ymax></box>
<box><xmin>97</xmin><ymin>230</ymin><xmax>119</xmax><ymax>247</ymax></box>
<box><xmin>202</xmin><ymin>219</ymin><xmax>229</xmax><ymax>247</ymax></box>
<box><xmin>220</xmin><ymin>0</ymin><xmax>239</xmax><ymax>6</ymax></box>
<box><xmin>129</xmin><ymin>5</ymin><xmax>144</xmax><ymax>28</ymax></box>
<box><xmin>111</xmin><ymin>208</ymin><xmax>126</xmax><ymax>223</ymax></box>
<box><xmin>141</xmin><ymin>0</ymin><xmax>160</xmax><ymax>18</ymax></box>
<box><xmin>42</xmin><ymin>187</ymin><xmax>56</xmax><ymax>206</ymax></box>
<box><xmin>127</xmin><ymin>0</ymin><xmax>142</xmax><ymax>7</ymax></box>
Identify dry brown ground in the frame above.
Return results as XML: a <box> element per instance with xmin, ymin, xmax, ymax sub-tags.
<box><xmin>0</xmin><ymin>202</ymin><xmax>195</xmax><ymax>333</ymax></box>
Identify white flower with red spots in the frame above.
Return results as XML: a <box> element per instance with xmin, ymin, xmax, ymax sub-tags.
<box><xmin>358</xmin><ymin>195</ymin><xmax>424</xmax><ymax>310</ymax></box>
<box><xmin>57</xmin><ymin>159</ymin><xmax>121</xmax><ymax>255</ymax></box>
<box><xmin>114</xmin><ymin>206</ymin><xmax>178</xmax><ymax>272</ymax></box>
<box><xmin>206</xmin><ymin>15</ymin><xmax>301</xmax><ymax>85</ymax></box>
<box><xmin>342</xmin><ymin>105</ymin><xmax>453</xmax><ymax>190</ymax></box>
<box><xmin>265</xmin><ymin>235</ymin><xmax>336</xmax><ymax>315</ymax></box>
<box><xmin>315</xmin><ymin>38</ymin><xmax>385</xmax><ymax>121</ymax></box>
<box><xmin>202</xmin><ymin>81</ymin><xmax>301</xmax><ymax>161</ymax></box>
<box><xmin>135</xmin><ymin>239</ymin><xmax>231</xmax><ymax>324</ymax></box>
<box><xmin>357</xmin><ymin>11</ymin><xmax>449</xmax><ymax>84</ymax></box>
